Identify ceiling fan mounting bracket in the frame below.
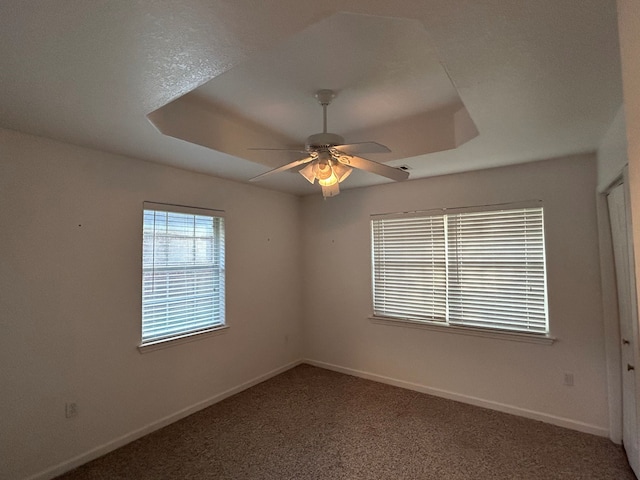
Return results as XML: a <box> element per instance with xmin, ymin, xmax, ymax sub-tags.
<box><xmin>314</xmin><ymin>89</ymin><xmax>336</xmax><ymax>106</ymax></box>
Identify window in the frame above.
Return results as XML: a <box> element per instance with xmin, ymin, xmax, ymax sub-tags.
<box><xmin>141</xmin><ymin>202</ymin><xmax>225</xmax><ymax>346</ymax></box>
<box><xmin>371</xmin><ymin>203</ymin><xmax>549</xmax><ymax>336</ymax></box>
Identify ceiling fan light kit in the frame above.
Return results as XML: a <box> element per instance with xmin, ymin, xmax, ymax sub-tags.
<box><xmin>249</xmin><ymin>89</ymin><xmax>409</xmax><ymax>198</ymax></box>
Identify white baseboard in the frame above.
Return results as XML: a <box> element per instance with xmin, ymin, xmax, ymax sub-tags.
<box><xmin>25</xmin><ymin>357</ymin><xmax>609</xmax><ymax>480</ymax></box>
<box><xmin>26</xmin><ymin>359</ymin><xmax>303</xmax><ymax>480</ymax></box>
<box><xmin>303</xmin><ymin>358</ymin><xmax>609</xmax><ymax>438</ymax></box>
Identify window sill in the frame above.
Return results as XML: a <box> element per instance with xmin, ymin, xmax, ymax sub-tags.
<box><xmin>369</xmin><ymin>316</ymin><xmax>556</xmax><ymax>345</ymax></box>
<box><xmin>138</xmin><ymin>325</ymin><xmax>229</xmax><ymax>354</ymax></box>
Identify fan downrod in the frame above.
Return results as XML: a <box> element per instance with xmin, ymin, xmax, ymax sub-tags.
<box><xmin>307</xmin><ymin>89</ymin><xmax>344</xmax><ymax>149</ymax></box>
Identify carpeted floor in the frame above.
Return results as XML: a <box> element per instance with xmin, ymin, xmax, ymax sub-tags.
<box><xmin>56</xmin><ymin>364</ymin><xmax>635</xmax><ymax>479</ymax></box>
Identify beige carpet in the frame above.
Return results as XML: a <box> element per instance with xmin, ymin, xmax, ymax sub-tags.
<box><xmin>56</xmin><ymin>364</ymin><xmax>635</xmax><ymax>479</ymax></box>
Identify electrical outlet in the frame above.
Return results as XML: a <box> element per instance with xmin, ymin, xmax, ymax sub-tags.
<box><xmin>65</xmin><ymin>402</ymin><xmax>78</xmax><ymax>418</ymax></box>
<box><xmin>563</xmin><ymin>372</ymin><xmax>574</xmax><ymax>386</ymax></box>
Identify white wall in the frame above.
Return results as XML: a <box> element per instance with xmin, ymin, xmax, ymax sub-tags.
<box><xmin>0</xmin><ymin>126</ymin><xmax>615</xmax><ymax>479</ymax></box>
<box><xmin>618</xmin><ymin>0</ymin><xmax>640</xmax><ymax>244</ymax></box>
<box><xmin>597</xmin><ymin>105</ymin><xmax>628</xmax><ymax>190</ymax></box>
<box><xmin>619</xmin><ymin>0</ymin><xmax>640</xmax><ymax>308</ymax></box>
<box><xmin>301</xmin><ymin>154</ymin><xmax>610</xmax><ymax>434</ymax></box>
<box><xmin>0</xmin><ymin>129</ymin><xmax>303</xmax><ymax>480</ymax></box>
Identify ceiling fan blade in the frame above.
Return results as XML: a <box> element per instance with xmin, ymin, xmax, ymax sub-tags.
<box><xmin>250</xmin><ymin>156</ymin><xmax>313</xmax><ymax>182</ymax></box>
<box><xmin>248</xmin><ymin>147</ymin><xmax>307</xmax><ymax>154</ymax></box>
<box><xmin>345</xmin><ymin>155</ymin><xmax>409</xmax><ymax>182</ymax></box>
<box><xmin>335</xmin><ymin>142</ymin><xmax>391</xmax><ymax>155</ymax></box>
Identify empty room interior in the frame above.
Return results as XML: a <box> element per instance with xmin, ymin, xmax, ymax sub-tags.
<box><xmin>3</xmin><ymin>1</ymin><xmax>640</xmax><ymax>479</ymax></box>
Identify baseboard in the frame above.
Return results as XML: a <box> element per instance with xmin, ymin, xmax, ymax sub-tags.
<box><xmin>25</xmin><ymin>357</ymin><xmax>609</xmax><ymax>479</ymax></box>
<box><xmin>303</xmin><ymin>358</ymin><xmax>609</xmax><ymax>438</ymax></box>
<box><xmin>26</xmin><ymin>359</ymin><xmax>303</xmax><ymax>480</ymax></box>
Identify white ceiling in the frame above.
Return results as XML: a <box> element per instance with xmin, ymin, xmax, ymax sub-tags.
<box><xmin>147</xmin><ymin>12</ymin><xmax>479</xmax><ymax>176</ymax></box>
<box><xmin>0</xmin><ymin>1</ymin><xmax>622</xmax><ymax>196</ymax></box>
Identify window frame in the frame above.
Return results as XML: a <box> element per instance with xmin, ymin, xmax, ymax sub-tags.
<box><xmin>370</xmin><ymin>201</ymin><xmax>554</xmax><ymax>344</ymax></box>
<box><xmin>138</xmin><ymin>201</ymin><xmax>227</xmax><ymax>352</ymax></box>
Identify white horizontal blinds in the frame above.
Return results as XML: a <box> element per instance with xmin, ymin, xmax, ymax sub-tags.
<box><xmin>446</xmin><ymin>207</ymin><xmax>548</xmax><ymax>333</ymax></box>
<box><xmin>142</xmin><ymin>208</ymin><xmax>225</xmax><ymax>344</ymax></box>
<box><xmin>372</xmin><ymin>215</ymin><xmax>447</xmax><ymax>321</ymax></box>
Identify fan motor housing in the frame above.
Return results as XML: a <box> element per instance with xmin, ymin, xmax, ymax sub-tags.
<box><xmin>306</xmin><ymin>132</ymin><xmax>345</xmax><ymax>150</ymax></box>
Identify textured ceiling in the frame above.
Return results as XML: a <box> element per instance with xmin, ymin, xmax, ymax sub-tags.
<box><xmin>0</xmin><ymin>1</ymin><xmax>622</xmax><ymax>195</ymax></box>
<box><xmin>148</xmin><ymin>12</ymin><xmax>479</xmax><ymax>173</ymax></box>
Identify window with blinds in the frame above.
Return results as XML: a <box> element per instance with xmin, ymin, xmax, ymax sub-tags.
<box><xmin>142</xmin><ymin>203</ymin><xmax>225</xmax><ymax>345</ymax></box>
<box><xmin>371</xmin><ymin>204</ymin><xmax>548</xmax><ymax>336</ymax></box>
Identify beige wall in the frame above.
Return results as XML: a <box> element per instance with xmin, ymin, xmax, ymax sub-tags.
<box><xmin>301</xmin><ymin>154</ymin><xmax>609</xmax><ymax>434</ymax></box>
<box><xmin>0</xmin><ymin>129</ymin><xmax>303</xmax><ymax>480</ymax></box>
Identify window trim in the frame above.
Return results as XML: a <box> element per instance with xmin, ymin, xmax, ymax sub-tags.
<box><xmin>139</xmin><ymin>201</ymin><xmax>226</xmax><ymax>350</ymax></box>
<box><xmin>370</xmin><ymin>200</ymin><xmax>551</xmax><ymax>341</ymax></box>
<box><xmin>138</xmin><ymin>324</ymin><xmax>229</xmax><ymax>353</ymax></box>
<box><xmin>369</xmin><ymin>315</ymin><xmax>556</xmax><ymax>345</ymax></box>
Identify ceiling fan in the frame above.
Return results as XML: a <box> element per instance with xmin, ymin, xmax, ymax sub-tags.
<box><xmin>249</xmin><ymin>89</ymin><xmax>409</xmax><ymax>197</ymax></box>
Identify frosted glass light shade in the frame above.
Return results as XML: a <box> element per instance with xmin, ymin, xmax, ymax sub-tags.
<box><xmin>332</xmin><ymin>162</ymin><xmax>352</xmax><ymax>182</ymax></box>
<box><xmin>298</xmin><ymin>152</ymin><xmax>354</xmax><ymax>191</ymax></box>
<box><xmin>299</xmin><ymin>163</ymin><xmax>316</xmax><ymax>183</ymax></box>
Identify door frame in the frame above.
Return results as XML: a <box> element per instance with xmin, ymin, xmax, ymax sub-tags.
<box><xmin>598</xmin><ymin>169</ymin><xmax>626</xmax><ymax>444</ymax></box>
<box><xmin>598</xmin><ymin>166</ymin><xmax>640</xmax><ymax>458</ymax></box>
